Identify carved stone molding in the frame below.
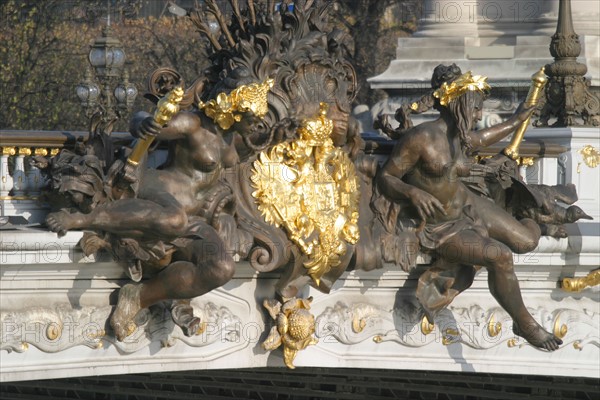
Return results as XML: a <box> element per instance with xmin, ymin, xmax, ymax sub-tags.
<box><xmin>1</xmin><ymin>305</ymin><xmax>110</xmax><ymax>353</ymax></box>
<box><xmin>1</xmin><ymin>301</ymin><xmax>242</xmax><ymax>355</ymax></box>
<box><xmin>315</xmin><ymin>301</ymin><xmax>599</xmax><ymax>351</ymax></box>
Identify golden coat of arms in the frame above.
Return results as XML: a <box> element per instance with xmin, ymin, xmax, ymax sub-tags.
<box><xmin>251</xmin><ymin>103</ymin><xmax>360</xmax><ymax>285</ymax></box>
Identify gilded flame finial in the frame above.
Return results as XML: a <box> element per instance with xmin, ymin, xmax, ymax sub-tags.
<box><xmin>433</xmin><ymin>71</ymin><xmax>491</xmax><ymax>106</ymax></box>
<box><xmin>155</xmin><ymin>86</ymin><xmax>185</xmax><ymax>125</ymax></box>
<box><xmin>199</xmin><ymin>78</ymin><xmax>275</xmax><ymax>130</ymax></box>
<box><xmin>504</xmin><ymin>67</ymin><xmax>547</xmax><ymax>160</ymax></box>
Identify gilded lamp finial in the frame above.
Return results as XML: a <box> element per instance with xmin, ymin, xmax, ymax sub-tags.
<box><xmin>199</xmin><ymin>78</ymin><xmax>275</xmax><ymax>130</ymax></box>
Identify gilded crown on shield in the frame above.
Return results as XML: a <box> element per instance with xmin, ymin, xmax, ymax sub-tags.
<box><xmin>298</xmin><ymin>102</ymin><xmax>334</xmax><ymax>146</ymax></box>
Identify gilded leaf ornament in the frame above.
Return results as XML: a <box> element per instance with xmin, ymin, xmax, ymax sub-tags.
<box><xmin>579</xmin><ymin>145</ymin><xmax>600</xmax><ymax>168</ymax></box>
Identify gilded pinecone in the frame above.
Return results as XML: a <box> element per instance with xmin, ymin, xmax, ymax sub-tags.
<box><xmin>287</xmin><ymin>309</ymin><xmax>315</xmax><ymax>340</ymax></box>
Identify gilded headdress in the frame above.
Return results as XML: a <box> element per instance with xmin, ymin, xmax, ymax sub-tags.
<box><xmin>199</xmin><ymin>78</ymin><xmax>275</xmax><ymax>130</ymax></box>
<box><xmin>433</xmin><ymin>71</ymin><xmax>491</xmax><ymax>106</ymax></box>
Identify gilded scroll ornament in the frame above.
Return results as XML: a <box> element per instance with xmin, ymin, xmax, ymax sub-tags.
<box><xmin>46</xmin><ymin>322</ymin><xmax>63</xmax><ymax>341</ymax></box>
<box><xmin>262</xmin><ymin>297</ymin><xmax>318</xmax><ymax>369</ymax></box>
<box><xmin>420</xmin><ymin>315</ymin><xmax>435</xmax><ymax>335</ymax></box>
<box><xmin>561</xmin><ymin>269</ymin><xmax>600</xmax><ymax>292</ymax></box>
<box><xmin>553</xmin><ymin>318</ymin><xmax>568</xmax><ymax>340</ymax></box>
<box><xmin>487</xmin><ymin>313</ymin><xmax>502</xmax><ymax>338</ymax></box>
<box><xmin>251</xmin><ymin>103</ymin><xmax>360</xmax><ymax>285</ymax></box>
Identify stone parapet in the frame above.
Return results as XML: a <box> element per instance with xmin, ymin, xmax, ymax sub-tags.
<box><xmin>1</xmin><ymin>225</ymin><xmax>598</xmax><ymax>382</ymax></box>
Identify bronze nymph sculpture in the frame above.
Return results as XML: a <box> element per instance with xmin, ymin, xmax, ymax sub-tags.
<box><xmin>41</xmin><ymin>0</ymin><xmax>361</xmax><ymax>344</ymax></box>
<box><xmin>376</xmin><ymin>64</ymin><xmax>592</xmax><ymax>239</ymax></box>
<box><xmin>375</xmin><ymin>71</ymin><xmax>563</xmax><ymax>351</ymax></box>
<box><xmin>45</xmin><ymin>79</ymin><xmax>274</xmax><ymax>340</ymax></box>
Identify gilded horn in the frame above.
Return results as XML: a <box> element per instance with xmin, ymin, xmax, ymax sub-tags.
<box><xmin>127</xmin><ymin>86</ymin><xmax>184</xmax><ymax>166</ymax></box>
<box><xmin>503</xmin><ymin>67</ymin><xmax>547</xmax><ymax>160</ymax></box>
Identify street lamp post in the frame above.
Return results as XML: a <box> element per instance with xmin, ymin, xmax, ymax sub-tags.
<box><xmin>75</xmin><ymin>26</ymin><xmax>137</xmax><ymax>167</ymax></box>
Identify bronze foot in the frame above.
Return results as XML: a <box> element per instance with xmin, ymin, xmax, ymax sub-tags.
<box><xmin>513</xmin><ymin>322</ymin><xmax>563</xmax><ymax>351</ymax></box>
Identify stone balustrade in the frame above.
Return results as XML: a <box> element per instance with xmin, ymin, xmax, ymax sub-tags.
<box><xmin>0</xmin><ymin>129</ymin><xmax>573</xmax><ymax>224</ymax></box>
<box><xmin>0</xmin><ymin>146</ymin><xmax>60</xmax><ymax>200</ymax></box>
<box><xmin>0</xmin><ymin>130</ymin><xmax>137</xmax><ymax>223</ymax></box>
<box><xmin>1</xmin><ymin>131</ymin><xmax>92</xmax><ymax>201</ymax></box>
<box><xmin>0</xmin><ymin>130</ymin><xmax>137</xmax><ymax>200</ymax></box>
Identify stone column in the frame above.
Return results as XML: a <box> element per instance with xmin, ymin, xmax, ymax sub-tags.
<box><xmin>11</xmin><ymin>148</ymin><xmax>30</xmax><ymax>197</ymax></box>
<box><xmin>0</xmin><ymin>147</ymin><xmax>15</xmax><ymax>198</ymax></box>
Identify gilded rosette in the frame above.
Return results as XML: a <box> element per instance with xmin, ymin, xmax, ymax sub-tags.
<box><xmin>251</xmin><ymin>103</ymin><xmax>360</xmax><ymax>285</ymax></box>
<box><xmin>579</xmin><ymin>145</ymin><xmax>600</xmax><ymax>168</ymax></box>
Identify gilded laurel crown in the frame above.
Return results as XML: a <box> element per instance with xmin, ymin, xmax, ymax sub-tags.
<box><xmin>433</xmin><ymin>71</ymin><xmax>491</xmax><ymax>106</ymax></box>
<box><xmin>298</xmin><ymin>102</ymin><xmax>334</xmax><ymax>146</ymax></box>
<box><xmin>199</xmin><ymin>78</ymin><xmax>274</xmax><ymax>130</ymax></box>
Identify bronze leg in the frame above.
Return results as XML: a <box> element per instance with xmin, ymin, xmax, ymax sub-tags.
<box><xmin>436</xmin><ymin>230</ymin><xmax>561</xmax><ymax>351</ymax></box>
<box><xmin>471</xmin><ymin>194</ymin><xmax>541</xmax><ymax>254</ymax></box>
<box><xmin>140</xmin><ymin>223</ymin><xmax>235</xmax><ymax>307</ymax></box>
